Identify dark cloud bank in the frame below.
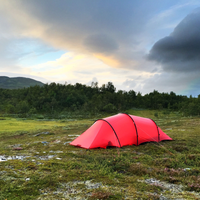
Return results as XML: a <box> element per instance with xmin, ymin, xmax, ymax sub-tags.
<box><xmin>148</xmin><ymin>8</ymin><xmax>200</xmax><ymax>72</ymax></box>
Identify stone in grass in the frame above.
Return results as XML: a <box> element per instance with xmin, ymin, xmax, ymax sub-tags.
<box><xmin>34</xmin><ymin>132</ymin><xmax>51</xmax><ymax>137</ymax></box>
<box><xmin>160</xmin><ymin>194</ymin><xmax>170</xmax><ymax>200</ymax></box>
<box><xmin>11</xmin><ymin>144</ymin><xmax>22</xmax><ymax>148</ymax></box>
<box><xmin>41</xmin><ymin>141</ymin><xmax>48</xmax><ymax>145</ymax></box>
<box><xmin>52</xmin><ymin>140</ymin><xmax>61</xmax><ymax>144</ymax></box>
<box><xmin>64</xmin><ymin>142</ymin><xmax>70</xmax><ymax>145</ymax></box>
<box><xmin>0</xmin><ymin>156</ymin><xmax>7</xmax><ymax>162</ymax></box>
<box><xmin>85</xmin><ymin>180</ymin><xmax>102</xmax><ymax>189</ymax></box>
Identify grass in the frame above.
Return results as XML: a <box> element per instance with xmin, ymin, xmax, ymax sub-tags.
<box><xmin>0</xmin><ymin>110</ymin><xmax>200</xmax><ymax>199</ymax></box>
<box><xmin>0</xmin><ymin>117</ymin><xmax>92</xmax><ymax>135</ymax></box>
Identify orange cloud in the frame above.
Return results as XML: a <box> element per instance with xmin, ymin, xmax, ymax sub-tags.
<box><xmin>94</xmin><ymin>53</ymin><xmax>120</xmax><ymax>68</ymax></box>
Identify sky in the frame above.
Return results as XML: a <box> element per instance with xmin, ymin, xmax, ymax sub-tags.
<box><xmin>1</xmin><ymin>0</ymin><xmax>200</xmax><ymax>96</ymax></box>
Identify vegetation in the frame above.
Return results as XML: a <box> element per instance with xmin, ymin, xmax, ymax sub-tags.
<box><xmin>0</xmin><ymin>110</ymin><xmax>200</xmax><ymax>199</ymax></box>
<box><xmin>1</xmin><ymin>81</ymin><xmax>200</xmax><ymax>199</ymax></box>
<box><xmin>0</xmin><ymin>76</ymin><xmax>44</xmax><ymax>89</ymax></box>
<box><xmin>0</xmin><ymin>81</ymin><xmax>199</xmax><ymax>117</ymax></box>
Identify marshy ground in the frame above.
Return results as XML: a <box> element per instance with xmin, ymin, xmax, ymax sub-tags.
<box><xmin>0</xmin><ymin>110</ymin><xmax>200</xmax><ymax>199</ymax></box>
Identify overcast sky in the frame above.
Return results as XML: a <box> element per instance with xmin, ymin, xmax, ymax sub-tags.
<box><xmin>1</xmin><ymin>0</ymin><xmax>200</xmax><ymax>96</ymax></box>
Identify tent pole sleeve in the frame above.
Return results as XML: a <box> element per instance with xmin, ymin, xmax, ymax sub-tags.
<box><xmin>95</xmin><ymin>119</ymin><xmax>121</xmax><ymax>147</ymax></box>
<box><xmin>121</xmin><ymin>113</ymin><xmax>139</xmax><ymax>146</ymax></box>
<box><xmin>150</xmin><ymin>119</ymin><xmax>160</xmax><ymax>142</ymax></box>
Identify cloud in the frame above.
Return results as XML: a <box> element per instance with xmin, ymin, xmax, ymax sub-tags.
<box><xmin>0</xmin><ymin>0</ymin><xmax>173</xmax><ymax>71</ymax></box>
<box><xmin>1</xmin><ymin>0</ymin><xmax>200</xmax><ymax>96</ymax></box>
<box><xmin>148</xmin><ymin>8</ymin><xmax>200</xmax><ymax>72</ymax></box>
<box><xmin>83</xmin><ymin>33</ymin><xmax>119</xmax><ymax>53</ymax></box>
<box><xmin>122</xmin><ymin>71</ymin><xmax>200</xmax><ymax>96</ymax></box>
<box><xmin>0</xmin><ymin>37</ymin><xmax>28</xmax><ymax>71</ymax></box>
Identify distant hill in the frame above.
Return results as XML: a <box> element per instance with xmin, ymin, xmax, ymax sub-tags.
<box><xmin>0</xmin><ymin>76</ymin><xmax>44</xmax><ymax>89</ymax></box>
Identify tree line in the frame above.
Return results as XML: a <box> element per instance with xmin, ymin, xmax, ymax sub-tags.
<box><xmin>0</xmin><ymin>81</ymin><xmax>199</xmax><ymax>117</ymax></box>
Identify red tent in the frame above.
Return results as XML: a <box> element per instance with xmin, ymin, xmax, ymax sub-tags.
<box><xmin>70</xmin><ymin>113</ymin><xmax>172</xmax><ymax>149</ymax></box>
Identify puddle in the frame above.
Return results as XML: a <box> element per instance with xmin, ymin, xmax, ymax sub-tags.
<box><xmin>68</xmin><ymin>135</ymin><xmax>80</xmax><ymax>137</ymax></box>
<box><xmin>36</xmin><ymin>155</ymin><xmax>56</xmax><ymax>160</ymax></box>
<box><xmin>49</xmin><ymin>150</ymin><xmax>63</xmax><ymax>153</ymax></box>
<box><xmin>0</xmin><ymin>154</ymin><xmax>61</xmax><ymax>162</ymax></box>
<box><xmin>0</xmin><ymin>155</ymin><xmax>29</xmax><ymax>162</ymax></box>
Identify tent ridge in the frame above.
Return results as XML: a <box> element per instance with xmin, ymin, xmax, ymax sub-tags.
<box><xmin>149</xmin><ymin>118</ymin><xmax>160</xmax><ymax>142</ymax></box>
<box><xmin>95</xmin><ymin>119</ymin><xmax>121</xmax><ymax>147</ymax></box>
<box><xmin>121</xmin><ymin>113</ymin><xmax>139</xmax><ymax>146</ymax></box>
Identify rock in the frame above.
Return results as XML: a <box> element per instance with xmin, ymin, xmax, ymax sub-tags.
<box><xmin>48</xmin><ymin>155</ymin><xmax>55</xmax><ymax>159</ymax></box>
<box><xmin>55</xmin><ymin>151</ymin><xmax>63</xmax><ymax>153</ymax></box>
<box><xmin>34</xmin><ymin>132</ymin><xmax>50</xmax><ymax>137</ymax></box>
<box><xmin>64</xmin><ymin>142</ymin><xmax>70</xmax><ymax>145</ymax></box>
<box><xmin>12</xmin><ymin>144</ymin><xmax>22</xmax><ymax>147</ymax></box>
<box><xmin>52</xmin><ymin>140</ymin><xmax>61</xmax><ymax>143</ymax></box>
<box><xmin>144</xmin><ymin>178</ymin><xmax>184</xmax><ymax>193</ymax></box>
<box><xmin>160</xmin><ymin>194</ymin><xmax>170</xmax><ymax>200</ymax></box>
<box><xmin>68</xmin><ymin>135</ymin><xmax>80</xmax><ymax>137</ymax></box>
<box><xmin>85</xmin><ymin>180</ymin><xmax>102</xmax><ymax>189</ymax></box>
<box><xmin>183</xmin><ymin>168</ymin><xmax>191</xmax><ymax>171</ymax></box>
<box><xmin>41</xmin><ymin>141</ymin><xmax>48</xmax><ymax>145</ymax></box>
<box><xmin>0</xmin><ymin>155</ymin><xmax>29</xmax><ymax>162</ymax></box>
<box><xmin>0</xmin><ymin>156</ymin><xmax>7</xmax><ymax>162</ymax></box>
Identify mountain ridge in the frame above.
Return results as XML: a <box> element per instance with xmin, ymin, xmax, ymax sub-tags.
<box><xmin>0</xmin><ymin>76</ymin><xmax>44</xmax><ymax>89</ymax></box>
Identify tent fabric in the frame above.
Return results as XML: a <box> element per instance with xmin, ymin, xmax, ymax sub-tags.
<box><xmin>70</xmin><ymin>113</ymin><xmax>172</xmax><ymax>149</ymax></box>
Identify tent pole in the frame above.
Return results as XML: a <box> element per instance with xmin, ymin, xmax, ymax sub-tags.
<box><xmin>95</xmin><ymin>119</ymin><xmax>121</xmax><ymax>147</ymax></box>
<box><xmin>150</xmin><ymin>119</ymin><xmax>160</xmax><ymax>142</ymax></box>
<box><xmin>121</xmin><ymin>113</ymin><xmax>139</xmax><ymax>146</ymax></box>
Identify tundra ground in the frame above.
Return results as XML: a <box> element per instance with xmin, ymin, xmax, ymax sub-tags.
<box><xmin>0</xmin><ymin>110</ymin><xmax>200</xmax><ymax>199</ymax></box>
